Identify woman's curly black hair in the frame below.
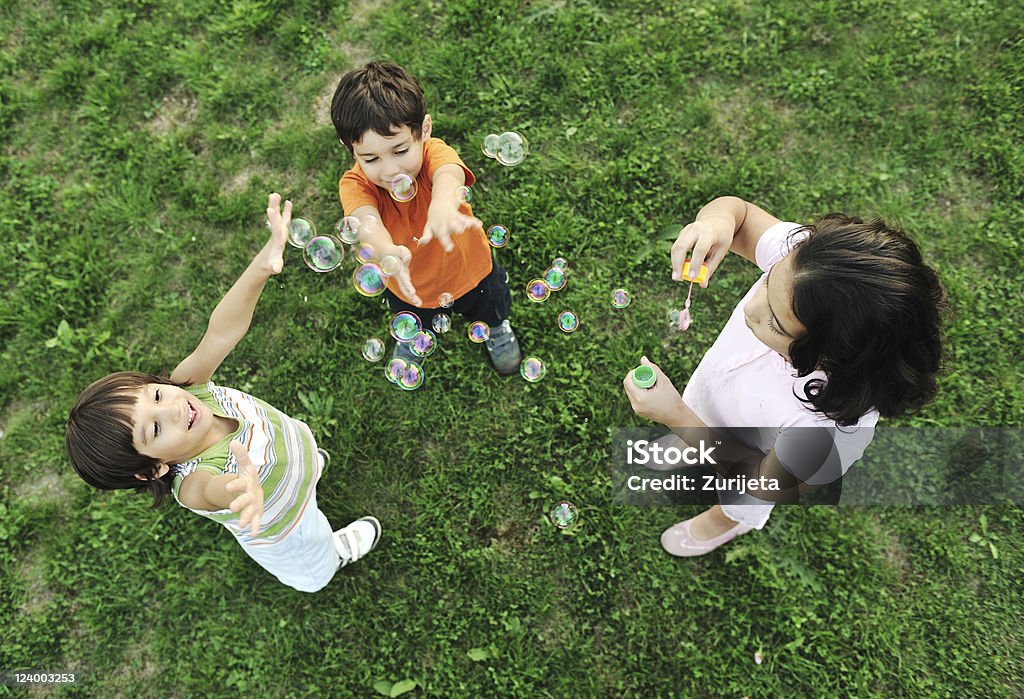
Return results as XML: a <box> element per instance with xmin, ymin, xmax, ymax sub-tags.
<box><xmin>786</xmin><ymin>214</ymin><xmax>949</xmax><ymax>426</ymax></box>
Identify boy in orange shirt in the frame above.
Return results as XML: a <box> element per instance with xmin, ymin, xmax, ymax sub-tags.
<box><xmin>330</xmin><ymin>62</ymin><xmax>521</xmax><ymax>374</ymax></box>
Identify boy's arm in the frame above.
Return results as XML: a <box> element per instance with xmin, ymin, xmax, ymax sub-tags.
<box><xmin>418</xmin><ymin>163</ymin><xmax>483</xmax><ymax>253</ymax></box>
<box><xmin>176</xmin><ymin>443</ymin><xmax>265</xmax><ymax>535</ymax></box>
<box><xmin>670</xmin><ymin>196</ymin><xmax>782</xmax><ymax>287</ymax></box>
<box><xmin>350</xmin><ymin>205</ymin><xmax>422</xmax><ymax>306</ymax></box>
<box><xmin>170</xmin><ymin>193</ymin><xmax>291</xmax><ymax>386</ymax></box>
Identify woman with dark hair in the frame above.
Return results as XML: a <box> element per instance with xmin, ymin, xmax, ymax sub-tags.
<box><xmin>623</xmin><ymin>196</ymin><xmax>947</xmax><ymax>556</ymax></box>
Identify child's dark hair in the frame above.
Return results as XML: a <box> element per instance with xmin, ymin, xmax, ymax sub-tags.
<box><xmin>786</xmin><ymin>215</ymin><xmax>948</xmax><ymax>426</ymax></box>
<box><xmin>66</xmin><ymin>371</ymin><xmax>184</xmax><ymax>506</ymax></box>
<box><xmin>330</xmin><ymin>61</ymin><xmax>426</xmax><ymax>150</ymax></box>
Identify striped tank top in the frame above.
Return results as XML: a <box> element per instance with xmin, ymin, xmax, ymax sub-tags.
<box><xmin>171</xmin><ymin>382</ymin><xmax>319</xmax><ymax>546</ymax></box>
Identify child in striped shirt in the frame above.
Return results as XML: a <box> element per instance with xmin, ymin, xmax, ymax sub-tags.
<box><xmin>65</xmin><ymin>193</ymin><xmax>380</xmax><ymax>593</ymax></box>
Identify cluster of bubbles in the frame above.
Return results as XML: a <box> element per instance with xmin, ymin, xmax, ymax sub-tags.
<box><xmin>549</xmin><ymin>501</ymin><xmax>579</xmax><ymax>529</ymax></box>
<box><xmin>283</xmin><ymin>218</ymin><xmax>346</xmax><ymax>274</ymax></box>
<box><xmin>385</xmin><ymin>357</ymin><xmax>424</xmax><ymax>390</ymax></box>
<box><xmin>481</xmin><ymin>131</ymin><xmax>529</xmax><ymax>166</ymax></box>
<box><xmin>526</xmin><ymin>257</ymin><xmax>570</xmax><ymax>304</ymax></box>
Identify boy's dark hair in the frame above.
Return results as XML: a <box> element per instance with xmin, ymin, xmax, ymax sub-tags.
<box><xmin>786</xmin><ymin>215</ymin><xmax>949</xmax><ymax>426</ymax></box>
<box><xmin>330</xmin><ymin>61</ymin><xmax>426</xmax><ymax>151</ymax></box>
<box><xmin>66</xmin><ymin>371</ymin><xmax>184</xmax><ymax>506</ymax></box>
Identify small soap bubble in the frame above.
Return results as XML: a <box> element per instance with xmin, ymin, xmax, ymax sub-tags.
<box><xmin>335</xmin><ymin>216</ymin><xmax>361</xmax><ymax>244</ymax></box>
<box><xmin>520</xmin><ymin>356</ymin><xmax>546</xmax><ymax>382</ymax></box>
<box><xmin>302</xmin><ymin>235</ymin><xmax>344</xmax><ymax>273</ymax></box>
<box><xmin>410</xmin><ymin>330</ymin><xmax>437</xmax><ymax>358</ymax></box>
<box><xmin>361</xmin><ymin>338</ymin><xmax>385</xmax><ymax>362</ymax></box>
<box><xmin>549</xmin><ymin>501</ymin><xmax>579</xmax><ymax>529</ymax></box>
<box><xmin>526</xmin><ymin>278</ymin><xmax>551</xmax><ymax>303</ymax></box>
<box><xmin>468</xmin><ymin>321</ymin><xmax>490</xmax><ymax>343</ymax></box>
<box><xmin>611</xmin><ymin>288</ymin><xmax>631</xmax><ymax>308</ymax></box>
<box><xmin>455</xmin><ymin>185</ymin><xmax>472</xmax><ymax>204</ymax></box>
<box><xmin>668</xmin><ymin>308</ymin><xmax>692</xmax><ymax>332</ymax></box>
<box><xmin>354</xmin><ymin>242</ymin><xmax>376</xmax><ymax>263</ymax></box>
<box><xmin>385</xmin><ymin>357</ymin><xmax>406</xmax><ymax>384</ymax></box>
<box><xmin>558</xmin><ymin>310</ymin><xmax>580</xmax><ymax>333</ymax></box>
<box><xmin>390</xmin><ymin>312</ymin><xmax>422</xmax><ymax>342</ymax></box>
<box><xmin>431</xmin><ymin>313</ymin><xmax>451</xmax><ymax>334</ymax></box>
<box><xmin>438</xmin><ymin>292</ymin><xmax>455</xmax><ymax>309</ymax></box>
<box><xmin>487</xmin><ymin>224</ymin><xmax>509</xmax><ymax>248</ymax></box>
<box><xmin>352</xmin><ymin>263</ymin><xmax>387</xmax><ymax>297</ymax></box>
<box><xmin>551</xmin><ymin>257</ymin><xmax>569</xmax><ymax>272</ymax></box>
<box><xmin>397</xmin><ymin>361</ymin><xmax>425</xmax><ymax>390</ymax></box>
<box><xmin>543</xmin><ymin>266</ymin><xmax>567</xmax><ymax>291</ymax></box>
<box><xmin>482</xmin><ymin>133</ymin><xmax>500</xmax><ymax>158</ymax></box>
<box><xmin>496</xmin><ymin>131</ymin><xmax>529</xmax><ymax>166</ymax></box>
<box><xmin>389</xmin><ymin>173</ymin><xmax>417</xmax><ymax>202</ymax></box>
<box><xmin>288</xmin><ymin>218</ymin><xmax>317</xmax><ymax>249</ymax></box>
<box><xmin>379</xmin><ymin>254</ymin><xmax>401</xmax><ymax>277</ymax></box>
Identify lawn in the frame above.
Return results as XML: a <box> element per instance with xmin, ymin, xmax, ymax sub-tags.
<box><xmin>1</xmin><ymin>0</ymin><xmax>1022</xmax><ymax>696</ymax></box>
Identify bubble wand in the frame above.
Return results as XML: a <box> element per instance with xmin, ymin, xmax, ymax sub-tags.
<box><xmin>671</xmin><ymin>259</ymin><xmax>707</xmax><ymax>332</ymax></box>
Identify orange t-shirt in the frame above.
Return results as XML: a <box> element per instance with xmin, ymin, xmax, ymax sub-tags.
<box><xmin>338</xmin><ymin>138</ymin><xmax>493</xmax><ymax>307</ymax></box>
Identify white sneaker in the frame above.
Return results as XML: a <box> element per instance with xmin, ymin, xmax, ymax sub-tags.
<box><xmin>333</xmin><ymin>516</ymin><xmax>382</xmax><ymax>567</ymax></box>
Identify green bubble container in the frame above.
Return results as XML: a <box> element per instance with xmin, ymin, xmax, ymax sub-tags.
<box><xmin>632</xmin><ymin>365</ymin><xmax>657</xmax><ymax>389</ymax></box>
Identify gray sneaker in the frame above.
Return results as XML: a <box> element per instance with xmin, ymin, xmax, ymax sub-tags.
<box><xmin>485</xmin><ymin>319</ymin><xmax>522</xmax><ymax>375</ymax></box>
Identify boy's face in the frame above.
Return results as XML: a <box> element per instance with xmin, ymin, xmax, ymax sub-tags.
<box><xmin>350</xmin><ymin>114</ymin><xmax>432</xmax><ymax>190</ymax></box>
<box><xmin>130</xmin><ymin>383</ymin><xmax>220</xmax><ymax>473</ymax></box>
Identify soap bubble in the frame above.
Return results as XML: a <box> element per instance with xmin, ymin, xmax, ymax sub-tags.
<box><xmin>352</xmin><ymin>263</ymin><xmax>387</xmax><ymax>297</ymax></box>
<box><xmin>526</xmin><ymin>278</ymin><xmax>550</xmax><ymax>303</ymax></box>
<box><xmin>385</xmin><ymin>357</ymin><xmax>406</xmax><ymax>384</ymax></box>
<box><xmin>361</xmin><ymin>338</ymin><xmax>385</xmax><ymax>362</ymax></box>
<box><xmin>543</xmin><ymin>266</ymin><xmax>567</xmax><ymax>291</ymax></box>
<box><xmin>668</xmin><ymin>308</ymin><xmax>692</xmax><ymax>332</ymax></box>
<box><xmin>354</xmin><ymin>242</ymin><xmax>376</xmax><ymax>263</ymax></box>
<box><xmin>287</xmin><ymin>218</ymin><xmax>317</xmax><ymax>249</ymax></box>
<box><xmin>487</xmin><ymin>224</ymin><xmax>509</xmax><ymax>248</ymax></box>
<box><xmin>551</xmin><ymin>257</ymin><xmax>569</xmax><ymax>272</ymax></box>
<box><xmin>611</xmin><ymin>288</ymin><xmax>631</xmax><ymax>308</ymax></box>
<box><xmin>520</xmin><ymin>356</ymin><xmax>546</xmax><ymax>382</ymax></box>
<box><xmin>410</xmin><ymin>330</ymin><xmax>437</xmax><ymax>358</ymax></box>
<box><xmin>390</xmin><ymin>312</ymin><xmax>422</xmax><ymax>342</ymax></box>
<box><xmin>379</xmin><ymin>254</ymin><xmax>401</xmax><ymax>277</ymax></box>
<box><xmin>482</xmin><ymin>133</ymin><xmax>500</xmax><ymax>158</ymax></box>
<box><xmin>335</xmin><ymin>216</ymin><xmax>361</xmax><ymax>244</ymax></box>
<box><xmin>397</xmin><ymin>361</ymin><xmax>424</xmax><ymax>390</ymax></box>
<box><xmin>431</xmin><ymin>314</ymin><xmax>451</xmax><ymax>334</ymax></box>
<box><xmin>389</xmin><ymin>173</ymin><xmax>417</xmax><ymax>202</ymax></box>
<box><xmin>496</xmin><ymin>131</ymin><xmax>529</xmax><ymax>166</ymax></box>
<box><xmin>455</xmin><ymin>186</ymin><xmax>472</xmax><ymax>204</ymax></box>
<box><xmin>468</xmin><ymin>321</ymin><xmax>490</xmax><ymax>343</ymax></box>
<box><xmin>549</xmin><ymin>501</ymin><xmax>579</xmax><ymax>529</ymax></box>
<box><xmin>558</xmin><ymin>310</ymin><xmax>580</xmax><ymax>333</ymax></box>
<box><xmin>438</xmin><ymin>292</ymin><xmax>455</xmax><ymax>309</ymax></box>
<box><xmin>302</xmin><ymin>235</ymin><xmax>344</xmax><ymax>273</ymax></box>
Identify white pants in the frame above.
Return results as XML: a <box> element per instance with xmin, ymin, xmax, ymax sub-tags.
<box><xmin>720</xmin><ymin>493</ymin><xmax>775</xmax><ymax>530</ymax></box>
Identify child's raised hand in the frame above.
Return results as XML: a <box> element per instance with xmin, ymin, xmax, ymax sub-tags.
<box><xmin>226</xmin><ymin>441</ymin><xmax>265</xmax><ymax>537</ymax></box>
<box><xmin>380</xmin><ymin>243</ymin><xmax>422</xmax><ymax>306</ymax></box>
<box><xmin>264</xmin><ymin>192</ymin><xmax>293</xmax><ymax>275</ymax></box>
<box><xmin>670</xmin><ymin>216</ymin><xmax>733</xmax><ymax>288</ymax></box>
<box><xmin>420</xmin><ymin>204</ymin><xmax>483</xmax><ymax>253</ymax></box>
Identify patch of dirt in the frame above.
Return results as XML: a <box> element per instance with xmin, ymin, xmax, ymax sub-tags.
<box><xmin>15</xmin><ymin>548</ymin><xmax>55</xmax><ymax>615</ymax></box>
<box><xmin>145</xmin><ymin>89</ymin><xmax>199</xmax><ymax>136</ymax></box>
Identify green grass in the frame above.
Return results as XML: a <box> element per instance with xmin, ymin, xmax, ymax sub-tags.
<box><xmin>2</xmin><ymin>0</ymin><xmax>1023</xmax><ymax>696</ymax></box>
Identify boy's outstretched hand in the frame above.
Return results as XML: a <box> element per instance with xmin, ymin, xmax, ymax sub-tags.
<box><xmin>420</xmin><ymin>201</ymin><xmax>483</xmax><ymax>253</ymax></box>
<box><xmin>264</xmin><ymin>192</ymin><xmax>293</xmax><ymax>275</ymax></box>
<box><xmin>225</xmin><ymin>441</ymin><xmax>265</xmax><ymax>537</ymax></box>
